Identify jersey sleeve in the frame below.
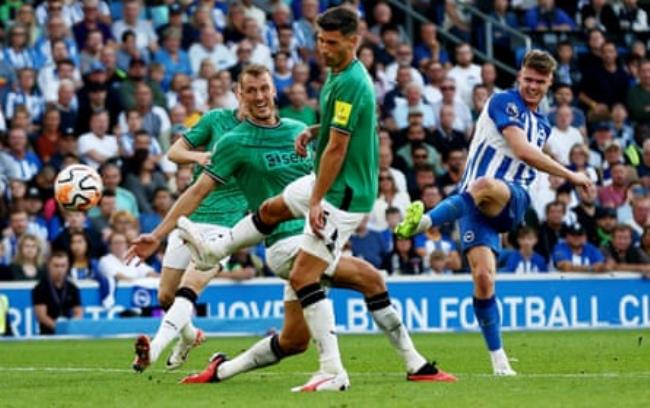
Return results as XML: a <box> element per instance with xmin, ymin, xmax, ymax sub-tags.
<box><xmin>183</xmin><ymin>110</ymin><xmax>218</xmax><ymax>148</ymax></box>
<box><xmin>203</xmin><ymin>135</ymin><xmax>240</xmax><ymax>184</ymax></box>
<box><xmin>329</xmin><ymin>75</ymin><xmax>370</xmax><ymax>135</ymax></box>
<box><xmin>487</xmin><ymin>92</ymin><xmax>525</xmax><ymax>132</ymax></box>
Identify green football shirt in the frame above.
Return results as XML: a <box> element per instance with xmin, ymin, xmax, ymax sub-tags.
<box><xmin>316</xmin><ymin>59</ymin><xmax>378</xmax><ymax>213</ymax></box>
<box><xmin>182</xmin><ymin>109</ymin><xmax>248</xmax><ymax>227</ymax></box>
<box><xmin>204</xmin><ymin>118</ymin><xmax>312</xmax><ymax>246</ymax></box>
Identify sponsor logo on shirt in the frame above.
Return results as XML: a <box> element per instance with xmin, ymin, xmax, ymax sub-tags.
<box><xmin>333</xmin><ymin>100</ymin><xmax>352</xmax><ymax>126</ymax></box>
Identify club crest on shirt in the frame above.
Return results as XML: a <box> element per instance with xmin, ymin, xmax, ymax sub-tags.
<box><xmin>463</xmin><ymin>230</ymin><xmax>475</xmax><ymax>243</ymax></box>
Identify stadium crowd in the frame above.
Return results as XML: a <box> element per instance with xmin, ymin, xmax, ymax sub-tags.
<box><xmin>1</xmin><ymin>0</ymin><xmax>650</xmax><ymax>316</ymax></box>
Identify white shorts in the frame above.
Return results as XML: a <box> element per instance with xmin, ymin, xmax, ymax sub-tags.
<box><xmin>266</xmin><ymin>235</ymin><xmax>338</xmax><ymax>302</ymax></box>
<box><xmin>282</xmin><ymin>173</ymin><xmax>365</xmax><ymax>264</ymax></box>
<box><xmin>162</xmin><ymin>222</ymin><xmax>231</xmax><ymax>270</ymax></box>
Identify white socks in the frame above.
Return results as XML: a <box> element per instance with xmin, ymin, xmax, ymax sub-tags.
<box><xmin>303</xmin><ymin>299</ymin><xmax>345</xmax><ymax>375</ymax></box>
<box><xmin>217</xmin><ymin>336</ymin><xmax>281</xmax><ymax>380</ymax></box>
<box><xmin>229</xmin><ymin>213</ymin><xmax>267</xmax><ymax>251</ymax></box>
<box><xmin>371</xmin><ymin>306</ymin><xmax>427</xmax><ymax>374</ymax></box>
<box><xmin>149</xmin><ymin>297</ymin><xmax>194</xmax><ymax>362</ymax></box>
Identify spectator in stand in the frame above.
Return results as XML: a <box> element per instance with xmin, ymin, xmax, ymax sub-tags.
<box><xmin>437</xmin><ymin>148</ymin><xmax>467</xmax><ymax>197</ymax></box>
<box><xmin>589</xmin><ymin>123</ymin><xmax>614</xmax><ymax>169</ymax></box>
<box><xmin>501</xmin><ymin>227</ymin><xmax>548</xmax><ymax>273</ymax></box>
<box><xmin>9</xmin><ymin>234</ymin><xmax>45</xmax><ymax>281</ymax></box>
<box><xmin>3</xmin><ymin>24</ymin><xmax>39</xmax><ymax>71</ymax></box>
<box><xmin>73</xmin><ymin>0</ymin><xmax>113</xmax><ymax>50</ymax></box>
<box><xmin>554</xmin><ymin>42</ymin><xmax>581</xmax><ymax>92</ymax></box>
<box><xmin>422</xmin><ymin>226</ymin><xmax>461</xmax><ymax>273</ymax></box>
<box><xmin>122</xmin><ymin>148</ymin><xmax>167</xmax><ymax>215</ymax></box>
<box><xmin>571</xmin><ymin>182</ymin><xmax>600</xmax><ymax>245</ymax></box>
<box><xmin>139</xmin><ymin>187</ymin><xmax>173</xmax><ymax>234</ymax></box>
<box><xmin>598</xmin><ymin>162</ymin><xmax>629</xmax><ymax>208</ymax></box>
<box><xmin>432</xmin><ymin>77</ymin><xmax>473</xmax><ymax>137</ymax></box>
<box><xmin>35</xmin><ymin>16</ymin><xmax>79</xmax><ymax>71</ymax></box>
<box><xmin>601</xmin><ymin>141</ymin><xmax>625</xmax><ymax>185</ymax></box>
<box><xmin>602</xmin><ymin>224</ymin><xmax>650</xmax><ymax>274</ymax></box>
<box><xmin>99</xmin><ymin>231</ymin><xmax>157</xmax><ymax>282</ymax></box>
<box><xmin>272</xmin><ymin>51</ymin><xmax>293</xmax><ymax>95</ymax></box>
<box><xmin>628</xmin><ymin>196</ymin><xmax>650</xmax><ymax>236</ymax></box>
<box><xmin>349</xmin><ymin>216</ymin><xmax>389</xmax><ymax>269</ymax></box>
<box><xmin>384</xmin><ymin>235</ymin><xmax>424</xmax><ymax>275</ymax></box>
<box><xmin>524</xmin><ymin>0</ymin><xmax>577</xmax><ymax>31</ymax></box>
<box><xmin>579</xmin><ymin>41</ymin><xmax>630</xmax><ymax>116</ymax></box>
<box><xmin>536</xmin><ymin>201</ymin><xmax>568</xmax><ymax>262</ymax></box>
<box><xmin>639</xmin><ymin>226</ymin><xmax>650</xmax><ymax>261</ymax></box>
<box><xmin>109</xmin><ymin>210</ymin><xmax>140</xmax><ymax>244</ymax></box>
<box><xmin>32</xmin><ymin>251</ymin><xmax>82</xmax><ymax>335</ymax></box>
<box><xmin>157</xmin><ymin>3</ymin><xmax>196</xmax><ymax>51</ymax></box>
<box><xmin>1</xmin><ymin>210</ymin><xmax>35</xmax><ymax>266</ymax></box>
<box><xmin>447</xmin><ymin>43</ymin><xmax>481</xmax><ymax>108</ymax></box>
<box><xmin>391</xmin><ymin>85</ymin><xmax>435</xmax><ymax>131</ymax></box>
<box><xmin>635</xmin><ymin>139</ymin><xmax>650</xmax><ymax>188</ymax></box>
<box><xmin>112</xmin><ymin>0</ymin><xmax>158</xmax><ymax>52</ymax></box>
<box><xmin>5</xmin><ymin>68</ymin><xmax>44</xmax><ymax>122</ymax></box>
<box><xmin>428</xmin><ymin>251</ymin><xmax>452</xmax><ymax>275</ymax></box>
<box><xmin>413</xmin><ymin>22</ymin><xmax>449</xmax><ymax>68</ymax></box>
<box><xmin>568</xmin><ymin>143</ymin><xmax>599</xmax><ymax>184</ymax></box>
<box><xmin>237</xmin><ymin>17</ymin><xmax>272</xmax><ymax>70</ymax></box>
<box><xmin>92</xmin><ymin>161</ymin><xmax>139</xmax><ymax>217</ymax></box>
<box><xmin>487</xmin><ymin>0</ymin><xmax>519</xmax><ymax>68</ymax></box>
<box><xmin>610</xmin><ymin>103</ymin><xmax>634</xmax><ymax>146</ymax></box>
<box><xmin>580</xmin><ymin>0</ymin><xmax>620</xmax><ymax>33</ymax></box>
<box><xmin>120</xmin><ymin>83</ymin><xmax>171</xmax><ymax>141</ymax></box>
<box><xmin>89</xmin><ymin>189</ymin><xmax>116</xmax><ymax>240</ymax></box>
<box><xmin>119</xmin><ymin>58</ymin><xmax>167</xmax><ymax>110</ymax></box>
<box><xmin>626</xmin><ymin>59</ymin><xmax>650</xmax><ymax>124</ymax></box>
<box><xmin>154</xmin><ymin>28</ymin><xmax>193</xmax><ymax>91</ymax></box>
<box><xmin>552</xmin><ymin>223</ymin><xmax>607</xmax><ymax>272</ymax></box>
<box><xmin>204</xmin><ymin>74</ymin><xmax>237</xmax><ymax>110</ymax></box>
<box><xmin>116</xmin><ymin>30</ymin><xmax>151</xmax><ymax>73</ymax></box>
<box><xmin>617</xmin><ymin>0</ymin><xmax>649</xmax><ymax>32</ymax></box>
<box><xmin>369</xmin><ymin>169</ymin><xmax>411</xmax><ymax>231</ymax></box>
<box><xmin>52</xmin><ymin>210</ymin><xmax>104</xmax><ymax>258</ymax></box>
<box><xmin>546</xmin><ymin>105</ymin><xmax>584</xmax><ymax>165</ymax></box>
<box><xmin>279</xmin><ymin>83</ymin><xmax>317</xmax><ymax>126</ymax></box>
<box><xmin>382</xmin><ymin>65</ymin><xmax>412</xmax><ymax>115</ymax></box>
<box><xmin>385</xmin><ymin>43</ymin><xmax>425</xmax><ymax>90</ymax></box>
<box><xmin>398</xmin><ymin>128</ymin><xmax>443</xmax><ymax>175</ymax></box>
<box><xmin>178</xmin><ymin>86</ymin><xmax>201</xmax><ymax>128</ymax></box>
<box><xmin>379</xmin><ymin>144</ymin><xmax>408</xmax><ymax>194</ymax></box>
<box><xmin>470</xmin><ymin>83</ymin><xmax>490</xmax><ymax>121</ymax></box>
<box><xmin>292</xmin><ymin>0</ymin><xmax>318</xmax><ymax>61</ymax></box>
<box><xmin>77</xmin><ymin>110</ymin><xmax>118</xmax><ymax>170</ymax></box>
<box><xmin>595</xmin><ymin>207</ymin><xmax>618</xmax><ymax>247</ymax></box>
<box><xmin>432</xmin><ymin>106</ymin><xmax>469</xmax><ymax>162</ymax></box>
<box><xmin>189</xmin><ymin>26</ymin><xmax>234</xmax><ymax>74</ymax></box>
<box><xmin>481</xmin><ymin>63</ymin><xmax>501</xmax><ymax>96</ymax></box>
<box><xmin>3</xmin><ymin>127</ymin><xmax>42</xmax><ymax>182</ymax></box>
<box><xmin>422</xmin><ymin>60</ymin><xmax>446</xmax><ymax>105</ymax></box>
<box><xmin>411</xmin><ymin>165</ymin><xmax>438</xmax><ymax>202</ymax></box>
<box><xmin>78</xmin><ymin>29</ymin><xmax>105</xmax><ymax>76</ymax></box>
<box><xmin>548</xmin><ymin>83</ymin><xmax>586</xmax><ymax>135</ymax></box>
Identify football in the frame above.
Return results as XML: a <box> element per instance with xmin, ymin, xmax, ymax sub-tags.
<box><xmin>54</xmin><ymin>164</ymin><xmax>103</xmax><ymax>211</ymax></box>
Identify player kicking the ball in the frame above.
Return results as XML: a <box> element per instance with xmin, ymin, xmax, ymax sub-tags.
<box><xmin>395</xmin><ymin>50</ymin><xmax>593</xmax><ymax>375</ymax></box>
<box><xmin>130</xmin><ymin>99</ymin><xmax>250</xmax><ymax>372</ymax></box>
<box><xmin>126</xmin><ymin>64</ymin><xmax>456</xmax><ymax>390</ymax></box>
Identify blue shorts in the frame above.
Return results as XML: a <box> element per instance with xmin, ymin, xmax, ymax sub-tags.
<box><xmin>459</xmin><ymin>182</ymin><xmax>530</xmax><ymax>255</ymax></box>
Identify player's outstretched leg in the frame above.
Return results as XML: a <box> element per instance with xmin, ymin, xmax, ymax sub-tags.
<box><xmin>181</xmin><ymin>299</ymin><xmax>310</xmax><ymax>384</ymax></box>
<box><xmin>333</xmin><ymin>256</ymin><xmax>457</xmax><ymax>382</ymax></box>
<box><xmin>178</xmin><ymin>196</ymin><xmax>294</xmax><ymax>270</ymax></box>
<box><xmin>467</xmin><ymin>246</ymin><xmax>516</xmax><ymax>376</ymax></box>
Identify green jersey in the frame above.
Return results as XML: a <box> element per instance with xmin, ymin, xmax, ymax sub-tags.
<box><xmin>204</xmin><ymin>118</ymin><xmax>312</xmax><ymax>246</ymax></box>
<box><xmin>183</xmin><ymin>109</ymin><xmax>249</xmax><ymax>227</ymax></box>
<box><xmin>316</xmin><ymin>59</ymin><xmax>378</xmax><ymax>213</ymax></box>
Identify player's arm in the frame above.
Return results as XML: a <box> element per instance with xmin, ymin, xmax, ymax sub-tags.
<box><xmin>33</xmin><ymin>304</ymin><xmax>56</xmax><ymax>332</ymax></box>
<box><xmin>295</xmin><ymin>124</ymin><xmax>321</xmax><ymax>157</ymax></box>
<box><xmin>502</xmin><ymin>126</ymin><xmax>592</xmax><ymax>188</ymax></box>
<box><xmin>167</xmin><ymin>137</ymin><xmax>211</xmax><ymax>166</ymax></box>
<box><xmin>312</xmin><ymin>129</ymin><xmax>349</xmax><ymax>200</ymax></box>
<box><xmin>125</xmin><ymin>173</ymin><xmax>218</xmax><ymax>263</ymax></box>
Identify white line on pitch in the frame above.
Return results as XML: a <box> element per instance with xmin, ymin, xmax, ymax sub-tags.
<box><xmin>2</xmin><ymin>367</ymin><xmax>650</xmax><ymax>379</ymax></box>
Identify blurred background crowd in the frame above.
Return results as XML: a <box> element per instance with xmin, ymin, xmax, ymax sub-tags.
<box><xmin>1</xmin><ymin>0</ymin><xmax>650</xmax><ymax>308</ymax></box>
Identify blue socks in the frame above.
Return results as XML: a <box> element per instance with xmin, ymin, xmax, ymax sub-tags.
<box><xmin>427</xmin><ymin>192</ymin><xmax>476</xmax><ymax>226</ymax></box>
<box><xmin>473</xmin><ymin>295</ymin><xmax>502</xmax><ymax>351</ymax></box>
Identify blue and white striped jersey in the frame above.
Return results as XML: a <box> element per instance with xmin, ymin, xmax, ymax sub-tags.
<box><xmin>459</xmin><ymin>89</ymin><xmax>551</xmax><ymax>192</ymax></box>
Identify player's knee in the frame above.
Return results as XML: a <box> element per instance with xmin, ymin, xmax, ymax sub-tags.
<box><xmin>157</xmin><ymin>290</ymin><xmax>175</xmax><ymax>310</ymax></box>
<box><xmin>474</xmin><ymin>268</ymin><xmax>495</xmax><ymax>297</ymax></box>
<box><xmin>469</xmin><ymin>177</ymin><xmax>498</xmax><ymax>199</ymax></box>
<box><xmin>259</xmin><ymin>197</ymin><xmax>291</xmax><ymax>226</ymax></box>
<box><xmin>357</xmin><ymin>265</ymin><xmax>386</xmax><ymax>297</ymax></box>
<box><xmin>279</xmin><ymin>333</ymin><xmax>309</xmax><ymax>355</ymax></box>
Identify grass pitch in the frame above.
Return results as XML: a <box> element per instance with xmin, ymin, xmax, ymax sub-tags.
<box><xmin>1</xmin><ymin>330</ymin><xmax>649</xmax><ymax>407</ymax></box>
